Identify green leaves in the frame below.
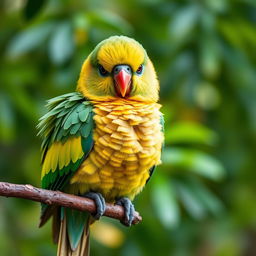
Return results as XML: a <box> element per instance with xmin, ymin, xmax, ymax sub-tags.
<box><xmin>162</xmin><ymin>148</ymin><xmax>225</xmax><ymax>181</ymax></box>
<box><xmin>176</xmin><ymin>177</ymin><xmax>223</xmax><ymax>219</ymax></box>
<box><xmin>169</xmin><ymin>5</ymin><xmax>199</xmax><ymax>44</ymax></box>
<box><xmin>199</xmin><ymin>36</ymin><xmax>221</xmax><ymax>80</ymax></box>
<box><xmin>165</xmin><ymin>121</ymin><xmax>218</xmax><ymax>146</ymax></box>
<box><xmin>6</xmin><ymin>22</ymin><xmax>54</xmax><ymax>58</ymax></box>
<box><xmin>158</xmin><ymin>117</ymin><xmax>225</xmax><ymax>226</ymax></box>
<box><xmin>6</xmin><ymin>8</ymin><xmax>133</xmax><ymax>65</ymax></box>
<box><xmin>152</xmin><ymin>175</ymin><xmax>179</xmax><ymax>228</ymax></box>
<box><xmin>86</xmin><ymin>10</ymin><xmax>133</xmax><ymax>35</ymax></box>
<box><xmin>49</xmin><ymin>22</ymin><xmax>75</xmax><ymax>65</ymax></box>
<box><xmin>0</xmin><ymin>94</ymin><xmax>15</xmax><ymax>142</ymax></box>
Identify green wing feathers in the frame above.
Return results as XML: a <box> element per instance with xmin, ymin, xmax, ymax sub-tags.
<box><xmin>37</xmin><ymin>92</ymin><xmax>94</xmax><ymax>190</ymax></box>
<box><xmin>37</xmin><ymin>92</ymin><xmax>94</xmax><ymax>227</ymax></box>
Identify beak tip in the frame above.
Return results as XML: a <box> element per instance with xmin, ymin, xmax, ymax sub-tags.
<box><xmin>120</xmin><ymin>91</ymin><xmax>126</xmax><ymax>97</ymax></box>
<box><xmin>114</xmin><ymin>69</ymin><xmax>132</xmax><ymax>98</ymax></box>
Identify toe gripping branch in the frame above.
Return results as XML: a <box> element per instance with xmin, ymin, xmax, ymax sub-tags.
<box><xmin>84</xmin><ymin>192</ymin><xmax>106</xmax><ymax>220</ymax></box>
<box><xmin>115</xmin><ymin>197</ymin><xmax>135</xmax><ymax>227</ymax></box>
<box><xmin>84</xmin><ymin>192</ymin><xmax>137</xmax><ymax>227</ymax></box>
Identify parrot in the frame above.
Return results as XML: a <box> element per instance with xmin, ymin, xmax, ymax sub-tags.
<box><xmin>37</xmin><ymin>35</ymin><xmax>164</xmax><ymax>256</ymax></box>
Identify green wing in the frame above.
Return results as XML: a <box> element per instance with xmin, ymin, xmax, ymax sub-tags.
<box><xmin>37</xmin><ymin>92</ymin><xmax>94</xmax><ymax>226</ymax></box>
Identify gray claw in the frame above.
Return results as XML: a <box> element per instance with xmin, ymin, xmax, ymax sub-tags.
<box><xmin>84</xmin><ymin>192</ymin><xmax>106</xmax><ymax>220</ymax></box>
<box><xmin>116</xmin><ymin>197</ymin><xmax>135</xmax><ymax>226</ymax></box>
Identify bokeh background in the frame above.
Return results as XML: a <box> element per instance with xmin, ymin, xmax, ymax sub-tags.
<box><xmin>0</xmin><ymin>0</ymin><xmax>256</xmax><ymax>255</ymax></box>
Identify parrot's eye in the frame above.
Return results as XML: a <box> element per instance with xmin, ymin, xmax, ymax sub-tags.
<box><xmin>136</xmin><ymin>64</ymin><xmax>144</xmax><ymax>75</ymax></box>
<box><xmin>98</xmin><ymin>65</ymin><xmax>109</xmax><ymax>77</ymax></box>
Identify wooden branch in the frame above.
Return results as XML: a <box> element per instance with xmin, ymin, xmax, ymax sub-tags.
<box><xmin>0</xmin><ymin>182</ymin><xmax>142</xmax><ymax>225</ymax></box>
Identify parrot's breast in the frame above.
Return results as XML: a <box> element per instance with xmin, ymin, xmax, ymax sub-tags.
<box><xmin>70</xmin><ymin>100</ymin><xmax>164</xmax><ymax>201</ymax></box>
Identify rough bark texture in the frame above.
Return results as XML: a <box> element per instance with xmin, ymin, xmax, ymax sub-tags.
<box><xmin>0</xmin><ymin>182</ymin><xmax>142</xmax><ymax>225</ymax></box>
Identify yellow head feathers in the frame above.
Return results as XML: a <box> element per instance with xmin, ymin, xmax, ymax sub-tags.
<box><xmin>77</xmin><ymin>35</ymin><xmax>159</xmax><ymax>102</ymax></box>
<box><xmin>96</xmin><ymin>36</ymin><xmax>145</xmax><ymax>73</ymax></box>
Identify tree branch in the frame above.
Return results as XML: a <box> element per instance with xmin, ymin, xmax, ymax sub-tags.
<box><xmin>0</xmin><ymin>182</ymin><xmax>142</xmax><ymax>225</ymax></box>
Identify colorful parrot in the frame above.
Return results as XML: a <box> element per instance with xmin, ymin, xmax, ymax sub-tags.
<box><xmin>38</xmin><ymin>35</ymin><xmax>164</xmax><ymax>256</ymax></box>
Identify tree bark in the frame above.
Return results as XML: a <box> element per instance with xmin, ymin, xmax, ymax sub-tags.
<box><xmin>0</xmin><ymin>182</ymin><xmax>142</xmax><ymax>225</ymax></box>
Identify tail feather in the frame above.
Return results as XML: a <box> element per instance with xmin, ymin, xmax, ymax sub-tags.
<box><xmin>39</xmin><ymin>205</ymin><xmax>57</xmax><ymax>228</ymax></box>
<box><xmin>52</xmin><ymin>208</ymin><xmax>61</xmax><ymax>244</ymax></box>
<box><xmin>57</xmin><ymin>215</ymin><xmax>68</xmax><ymax>256</ymax></box>
<box><xmin>57</xmin><ymin>210</ymin><xmax>90</xmax><ymax>256</ymax></box>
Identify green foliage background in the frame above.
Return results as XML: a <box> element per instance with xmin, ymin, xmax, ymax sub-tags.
<box><xmin>0</xmin><ymin>0</ymin><xmax>256</xmax><ymax>255</ymax></box>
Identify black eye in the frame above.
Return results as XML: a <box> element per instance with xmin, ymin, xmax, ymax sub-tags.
<box><xmin>136</xmin><ymin>64</ymin><xmax>144</xmax><ymax>75</ymax></box>
<box><xmin>98</xmin><ymin>65</ymin><xmax>109</xmax><ymax>77</ymax></box>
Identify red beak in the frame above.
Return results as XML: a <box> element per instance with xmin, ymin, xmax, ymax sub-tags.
<box><xmin>114</xmin><ymin>66</ymin><xmax>132</xmax><ymax>98</ymax></box>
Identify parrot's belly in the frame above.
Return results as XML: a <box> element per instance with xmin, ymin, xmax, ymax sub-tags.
<box><xmin>70</xmin><ymin>100</ymin><xmax>163</xmax><ymax>201</ymax></box>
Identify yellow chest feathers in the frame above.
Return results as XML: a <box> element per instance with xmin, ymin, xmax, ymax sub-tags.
<box><xmin>71</xmin><ymin>100</ymin><xmax>164</xmax><ymax>200</ymax></box>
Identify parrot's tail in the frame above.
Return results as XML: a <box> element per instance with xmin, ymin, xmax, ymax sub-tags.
<box><xmin>56</xmin><ymin>208</ymin><xmax>91</xmax><ymax>256</ymax></box>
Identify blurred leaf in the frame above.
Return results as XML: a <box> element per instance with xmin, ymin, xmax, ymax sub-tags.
<box><xmin>200</xmin><ymin>10</ymin><xmax>216</xmax><ymax>31</ymax></box>
<box><xmin>242</xmin><ymin>0</ymin><xmax>256</xmax><ymax>6</ymax></box>
<box><xmin>162</xmin><ymin>148</ymin><xmax>225</xmax><ymax>181</ymax></box>
<box><xmin>161</xmin><ymin>52</ymin><xmax>195</xmax><ymax>96</ymax></box>
<box><xmin>151</xmin><ymin>174</ymin><xmax>180</xmax><ymax>228</ymax></box>
<box><xmin>0</xmin><ymin>94</ymin><xmax>15</xmax><ymax>142</ymax></box>
<box><xmin>237</xmin><ymin>20</ymin><xmax>256</xmax><ymax>46</ymax></box>
<box><xmin>165</xmin><ymin>121</ymin><xmax>218</xmax><ymax>146</ymax></box>
<box><xmin>6</xmin><ymin>22</ymin><xmax>54</xmax><ymax>58</ymax></box>
<box><xmin>199</xmin><ymin>35</ymin><xmax>220</xmax><ymax>79</ymax></box>
<box><xmin>218</xmin><ymin>19</ymin><xmax>245</xmax><ymax>50</ymax></box>
<box><xmin>204</xmin><ymin>0</ymin><xmax>228</xmax><ymax>13</ymax></box>
<box><xmin>175</xmin><ymin>180</ymin><xmax>207</xmax><ymax>219</ymax></box>
<box><xmin>49</xmin><ymin>22</ymin><xmax>75</xmax><ymax>65</ymax></box>
<box><xmin>73</xmin><ymin>13</ymin><xmax>89</xmax><ymax>45</ymax></box>
<box><xmin>179</xmin><ymin>177</ymin><xmax>224</xmax><ymax>216</ymax></box>
<box><xmin>169</xmin><ymin>5</ymin><xmax>199</xmax><ymax>43</ymax></box>
<box><xmin>175</xmin><ymin>176</ymin><xmax>224</xmax><ymax>219</ymax></box>
<box><xmin>24</xmin><ymin>0</ymin><xmax>46</xmax><ymax>20</ymax></box>
<box><xmin>8</xmin><ymin>85</ymin><xmax>38</xmax><ymax>121</ymax></box>
<box><xmin>87</xmin><ymin>10</ymin><xmax>133</xmax><ymax>34</ymax></box>
<box><xmin>73</xmin><ymin>13</ymin><xmax>89</xmax><ymax>30</ymax></box>
<box><xmin>194</xmin><ymin>82</ymin><xmax>221</xmax><ymax>110</ymax></box>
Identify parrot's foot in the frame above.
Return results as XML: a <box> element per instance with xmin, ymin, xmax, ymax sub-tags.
<box><xmin>115</xmin><ymin>197</ymin><xmax>135</xmax><ymax>227</ymax></box>
<box><xmin>84</xmin><ymin>192</ymin><xmax>106</xmax><ymax>220</ymax></box>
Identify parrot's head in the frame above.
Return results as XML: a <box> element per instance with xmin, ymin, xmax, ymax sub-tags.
<box><xmin>77</xmin><ymin>36</ymin><xmax>159</xmax><ymax>103</ymax></box>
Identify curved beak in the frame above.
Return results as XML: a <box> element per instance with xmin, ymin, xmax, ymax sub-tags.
<box><xmin>113</xmin><ymin>65</ymin><xmax>132</xmax><ymax>97</ymax></box>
